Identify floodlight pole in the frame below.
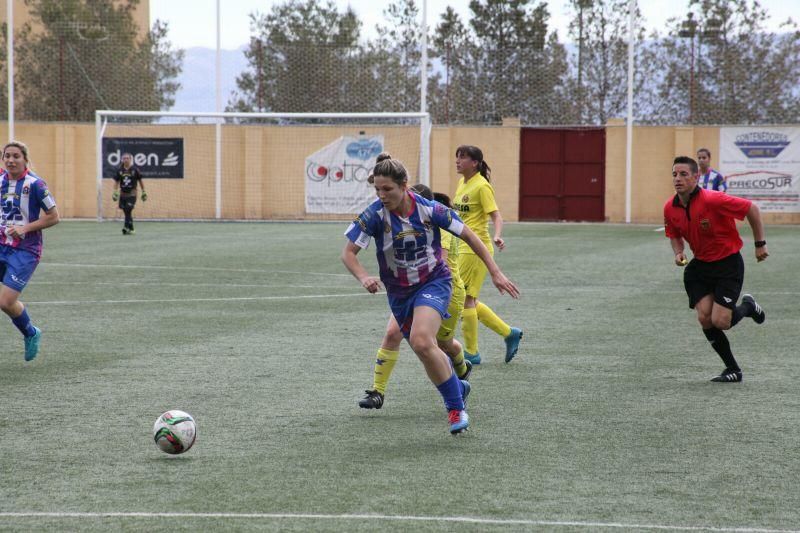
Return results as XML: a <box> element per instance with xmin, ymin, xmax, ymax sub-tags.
<box><xmin>215</xmin><ymin>0</ymin><xmax>222</xmax><ymax>219</ymax></box>
<box><xmin>624</xmin><ymin>0</ymin><xmax>636</xmax><ymax>224</ymax></box>
<box><xmin>7</xmin><ymin>0</ymin><xmax>14</xmax><ymax>141</ymax></box>
<box><xmin>419</xmin><ymin>0</ymin><xmax>431</xmax><ymax>187</ymax></box>
<box><xmin>420</xmin><ymin>0</ymin><xmax>428</xmax><ymax>117</ymax></box>
<box><xmin>95</xmin><ymin>112</ymin><xmax>102</xmax><ymax>221</ymax></box>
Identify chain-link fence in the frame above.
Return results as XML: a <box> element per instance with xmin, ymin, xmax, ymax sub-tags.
<box><xmin>2</xmin><ymin>0</ymin><xmax>799</xmax><ymax>126</ymax></box>
<box><xmin>0</xmin><ymin>0</ymin><xmax>182</xmax><ymax>122</ymax></box>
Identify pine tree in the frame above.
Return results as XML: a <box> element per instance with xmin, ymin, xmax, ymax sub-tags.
<box><xmin>227</xmin><ymin>0</ymin><xmax>363</xmax><ymax>113</ymax></box>
<box><xmin>650</xmin><ymin>0</ymin><xmax>800</xmax><ymax>124</ymax></box>
<box><xmin>13</xmin><ymin>0</ymin><xmax>182</xmax><ymax>121</ymax></box>
<box><xmin>565</xmin><ymin>0</ymin><xmax>652</xmax><ymax>125</ymax></box>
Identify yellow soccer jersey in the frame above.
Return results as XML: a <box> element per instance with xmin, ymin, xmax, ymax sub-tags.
<box><xmin>453</xmin><ymin>173</ymin><xmax>498</xmax><ymax>254</ymax></box>
<box><xmin>440</xmin><ymin>230</ymin><xmax>462</xmax><ymax>284</ymax></box>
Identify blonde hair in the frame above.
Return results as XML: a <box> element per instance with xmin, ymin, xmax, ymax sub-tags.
<box><xmin>2</xmin><ymin>140</ymin><xmax>31</xmax><ymax>172</ymax></box>
<box><xmin>3</xmin><ymin>140</ymin><xmax>30</xmax><ymax>162</ymax></box>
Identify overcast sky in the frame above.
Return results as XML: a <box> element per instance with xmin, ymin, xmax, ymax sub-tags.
<box><xmin>151</xmin><ymin>0</ymin><xmax>798</xmax><ymax>50</ymax></box>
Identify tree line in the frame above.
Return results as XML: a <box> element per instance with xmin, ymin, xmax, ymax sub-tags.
<box><xmin>227</xmin><ymin>0</ymin><xmax>800</xmax><ymax>125</ymax></box>
<box><xmin>1</xmin><ymin>0</ymin><xmax>797</xmax><ymax>125</ymax></box>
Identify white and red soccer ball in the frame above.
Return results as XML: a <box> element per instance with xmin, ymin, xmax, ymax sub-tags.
<box><xmin>153</xmin><ymin>410</ymin><xmax>197</xmax><ymax>455</ymax></box>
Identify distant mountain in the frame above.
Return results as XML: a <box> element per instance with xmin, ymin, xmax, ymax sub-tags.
<box><xmin>170</xmin><ymin>46</ymin><xmax>249</xmax><ymax>112</ymax></box>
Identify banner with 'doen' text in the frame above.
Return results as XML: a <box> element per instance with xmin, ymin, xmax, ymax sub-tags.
<box><xmin>719</xmin><ymin>127</ymin><xmax>800</xmax><ymax>212</ymax></box>
<box><xmin>305</xmin><ymin>136</ymin><xmax>383</xmax><ymax>214</ymax></box>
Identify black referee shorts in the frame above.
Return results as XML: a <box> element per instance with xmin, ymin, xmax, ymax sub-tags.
<box><xmin>683</xmin><ymin>252</ymin><xmax>744</xmax><ymax>310</ymax></box>
<box><xmin>118</xmin><ymin>195</ymin><xmax>137</xmax><ymax>210</ymax></box>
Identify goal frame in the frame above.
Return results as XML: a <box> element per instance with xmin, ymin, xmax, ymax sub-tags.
<box><xmin>95</xmin><ymin>110</ymin><xmax>432</xmax><ymax>221</ymax></box>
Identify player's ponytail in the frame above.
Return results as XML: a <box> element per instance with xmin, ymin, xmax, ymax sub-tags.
<box><xmin>479</xmin><ymin>160</ymin><xmax>491</xmax><ymax>182</ymax></box>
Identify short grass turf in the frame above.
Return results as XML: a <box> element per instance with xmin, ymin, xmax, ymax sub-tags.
<box><xmin>0</xmin><ymin>221</ymin><xmax>798</xmax><ymax>532</ymax></box>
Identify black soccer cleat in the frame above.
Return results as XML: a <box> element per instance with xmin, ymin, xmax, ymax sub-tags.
<box><xmin>710</xmin><ymin>369</ymin><xmax>743</xmax><ymax>383</ymax></box>
<box><xmin>742</xmin><ymin>294</ymin><xmax>765</xmax><ymax>324</ymax></box>
<box><xmin>358</xmin><ymin>389</ymin><xmax>384</xmax><ymax>409</ymax></box>
<box><xmin>458</xmin><ymin>359</ymin><xmax>473</xmax><ymax>381</ymax></box>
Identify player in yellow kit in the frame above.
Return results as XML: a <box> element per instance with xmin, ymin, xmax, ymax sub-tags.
<box><xmin>453</xmin><ymin>145</ymin><xmax>522</xmax><ymax>365</ymax></box>
<box><xmin>358</xmin><ymin>184</ymin><xmax>472</xmax><ymax>409</ymax></box>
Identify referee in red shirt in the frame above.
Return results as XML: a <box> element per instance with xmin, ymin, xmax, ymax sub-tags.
<box><xmin>664</xmin><ymin>156</ymin><xmax>769</xmax><ymax>383</ymax></box>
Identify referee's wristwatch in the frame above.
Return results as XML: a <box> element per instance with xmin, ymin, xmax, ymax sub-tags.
<box><xmin>754</xmin><ymin>240</ymin><xmax>766</xmax><ymax>247</ymax></box>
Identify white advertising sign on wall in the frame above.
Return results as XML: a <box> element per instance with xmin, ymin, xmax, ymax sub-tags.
<box><xmin>719</xmin><ymin>127</ymin><xmax>800</xmax><ymax>212</ymax></box>
<box><xmin>305</xmin><ymin>136</ymin><xmax>383</xmax><ymax>214</ymax></box>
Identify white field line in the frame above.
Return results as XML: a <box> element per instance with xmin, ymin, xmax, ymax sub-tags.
<box><xmin>25</xmin><ymin>292</ymin><xmax>377</xmax><ymax>306</ymax></box>
<box><xmin>30</xmin><ymin>281</ymin><xmax>348</xmax><ymax>289</ymax></box>
<box><xmin>42</xmin><ymin>262</ymin><xmax>352</xmax><ymax>278</ymax></box>
<box><xmin>39</xmin><ymin>264</ymin><xmax>797</xmax><ymax>296</ymax></box>
<box><xmin>0</xmin><ymin>512</ymin><xmax>795</xmax><ymax>532</ymax></box>
<box><xmin>26</xmin><ymin>281</ymin><xmax>800</xmax><ymax>297</ymax></box>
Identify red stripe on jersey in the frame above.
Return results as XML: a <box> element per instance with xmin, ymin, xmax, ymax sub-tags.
<box><xmin>397</xmin><ymin>266</ymin><xmax>409</xmax><ymax>287</ymax></box>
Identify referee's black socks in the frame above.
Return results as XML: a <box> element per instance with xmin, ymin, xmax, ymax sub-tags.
<box><xmin>703</xmin><ymin>327</ymin><xmax>740</xmax><ymax>372</ymax></box>
<box><xmin>730</xmin><ymin>299</ymin><xmax>754</xmax><ymax>327</ymax></box>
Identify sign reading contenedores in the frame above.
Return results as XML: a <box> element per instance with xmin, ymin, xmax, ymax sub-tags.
<box><xmin>102</xmin><ymin>137</ymin><xmax>184</xmax><ymax>179</ymax></box>
<box><xmin>305</xmin><ymin>136</ymin><xmax>384</xmax><ymax>214</ymax></box>
<box><xmin>720</xmin><ymin>127</ymin><xmax>800</xmax><ymax>212</ymax></box>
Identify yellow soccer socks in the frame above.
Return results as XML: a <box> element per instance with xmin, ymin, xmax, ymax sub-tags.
<box><xmin>476</xmin><ymin>301</ymin><xmax>512</xmax><ymax>338</ymax></box>
<box><xmin>461</xmin><ymin>307</ymin><xmax>479</xmax><ymax>355</ymax></box>
<box><xmin>371</xmin><ymin>348</ymin><xmax>399</xmax><ymax>395</ymax></box>
<box><xmin>450</xmin><ymin>348</ymin><xmax>469</xmax><ymax>379</ymax></box>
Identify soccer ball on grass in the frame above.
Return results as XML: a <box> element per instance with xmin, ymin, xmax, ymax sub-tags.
<box><xmin>153</xmin><ymin>410</ymin><xmax>197</xmax><ymax>455</ymax></box>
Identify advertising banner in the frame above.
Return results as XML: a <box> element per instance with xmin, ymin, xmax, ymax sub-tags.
<box><xmin>102</xmin><ymin>138</ymin><xmax>184</xmax><ymax>179</ymax></box>
<box><xmin>719</xmin><ymin>127</ymin><xmax>800</xmax><ymax>212</ymax></box>
<box><xmin>305</xmin><ymin>136</ymin><xmax>384</xmax><ymax>214</ymax></box>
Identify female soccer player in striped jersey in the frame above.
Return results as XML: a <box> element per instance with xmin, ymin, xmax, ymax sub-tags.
<box><xmin>0</xmin><ymin>141</ymin><xmax>60</xmax><ymax>361</ymax></box>
<box><xmin>357</xmin><ymin>184</ymin><xmax>472</xmax><ymax>411</ymax></box>
<box><xmin>342</xmin><ymin>154</ymin><xmax>519</xmax><ymax>434</ymax></box>
<box><xmin>453</xmin><ymin>145</ymin><xmax>523</xmax><ymax>365</ymax></box>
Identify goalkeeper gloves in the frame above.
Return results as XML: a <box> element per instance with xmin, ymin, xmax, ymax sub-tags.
<box><xmin>112</xmin><ymin>191</ymin><xmax>119</xmax><ymax>201</ymax></box>
<box><xmin>141</xmin><ymin>191</ymin><xmax>148</xmax><ymax>201</ymax></box>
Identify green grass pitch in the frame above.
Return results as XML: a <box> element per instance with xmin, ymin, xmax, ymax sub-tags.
<box><xmin>0</xmin><ymin>221</ymin><xmax>798</xmax><ymax>532</ymax></box>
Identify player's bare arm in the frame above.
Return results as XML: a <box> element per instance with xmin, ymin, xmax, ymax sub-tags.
<box><xmin>745</xmin><ymin>203</ymin><xmax>768</xmax><ymax>262</ymax></box>
<box><xmin>6</xmin><ymin>206</ymin><xmax>59</xmax><ymax>239</ymax></box>
<box><xmin>489</xmin><ymin>209</ymin><xmax>505</xmax><ymax>250</ymax></box>
<box><xmin>670</xmin><ymin>237</ymin><xmax>688</xmax><ymax>265</ymax></box>
<box><xmin>341</xmin><ymin>241</ymin><xmax>381</xmax><ymax>293</ymax></box>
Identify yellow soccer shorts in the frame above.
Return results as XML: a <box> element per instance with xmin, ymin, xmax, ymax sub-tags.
<box><xmin>458</xmin><ymin>252</ymin><xmax>491</xmax><ymax>299</ymax></box>
<box><xmin>437</xmin><ymin>278</ymin><xmax>465</xmax><ymax>342</ymax></box>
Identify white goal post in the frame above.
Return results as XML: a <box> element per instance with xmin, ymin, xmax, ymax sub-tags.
<box><xmin>95</xmin><ymin>110</ymin><xmax>431</xmax><ymax>221</ymax></box>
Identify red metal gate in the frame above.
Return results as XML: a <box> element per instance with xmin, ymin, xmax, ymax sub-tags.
<box><xmin>519</xmin><ymin>128</ymin><xmax>605</xmax><ymax>221</ymax></box>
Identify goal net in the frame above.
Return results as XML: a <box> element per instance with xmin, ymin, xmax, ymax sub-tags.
<box><xmin>95</xmin><ymin>111</ymin><xmax>431</xmax><ymax>221</ymax></box>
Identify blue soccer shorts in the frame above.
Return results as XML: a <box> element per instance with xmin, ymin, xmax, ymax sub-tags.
<box><xmin>0</xmin><ymin>246</ymin><xmax>40</xmax><ymax>292</ymax></box>
<box><xmin>388</xmin><ymin>274</ymin><xmax>453</xmax><ymax>339</ymax></box>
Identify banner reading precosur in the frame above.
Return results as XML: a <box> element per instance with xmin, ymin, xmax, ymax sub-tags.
<box><xmin>719</xmin><ymin>127</ymin><xmax>800</xmax><ymax>212</ymax></box>
<box><xmin>102</xmin><ymin>137</ymin><xmax>184</xmax><ymax>179</ymax></box>
<box><xmin>305</xmin><ymin>136</ymin><xmax>384</xmax><ymax>214</ymax></box>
